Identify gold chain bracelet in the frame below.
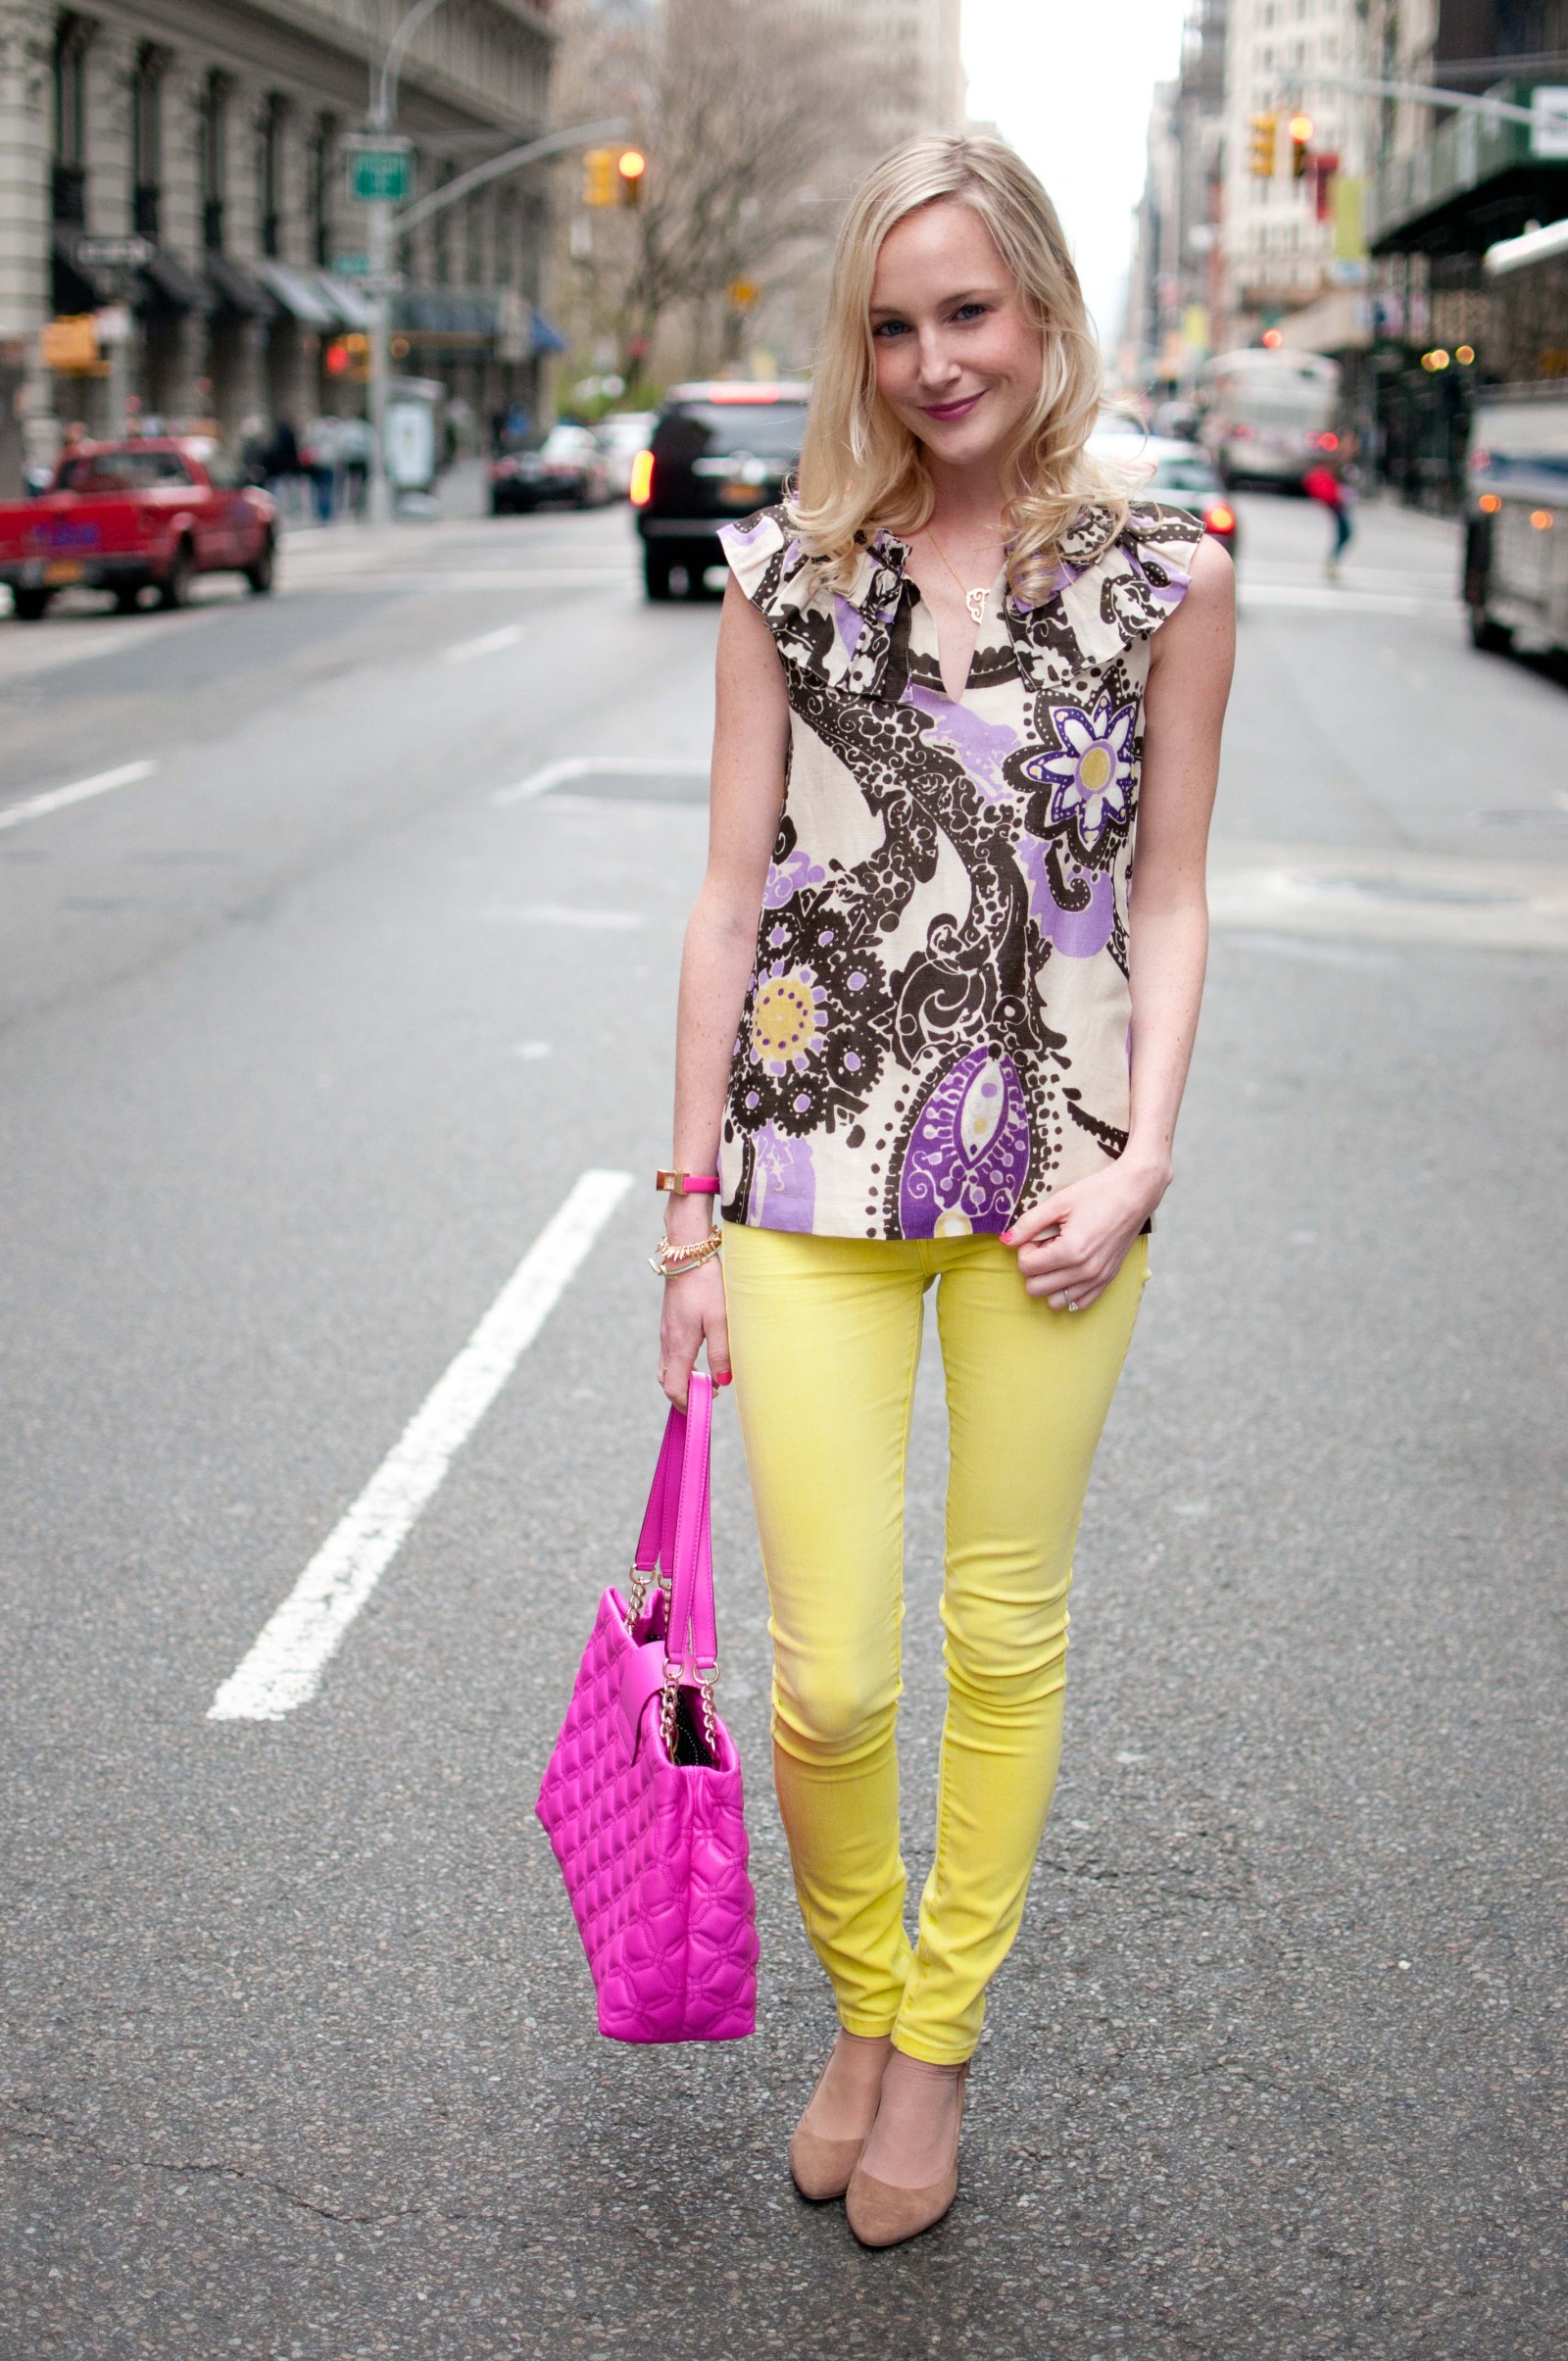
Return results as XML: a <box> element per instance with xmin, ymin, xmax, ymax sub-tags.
<box><xmin>649</xmin><ymin>1223</ymin><xmax>723</xmax><ymax>1278</ymax></box>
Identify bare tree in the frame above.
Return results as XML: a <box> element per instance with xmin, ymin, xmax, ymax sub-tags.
<box><xmin>555</xmin><ymin>0</ymin><xmax>892</xmax><ymax>381</ymax></box>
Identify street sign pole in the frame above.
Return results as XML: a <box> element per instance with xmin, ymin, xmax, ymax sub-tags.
<box><xmin>367</xmin><ymin>196</ymin><xmax>392</xmax><ymax>525</ymax></box>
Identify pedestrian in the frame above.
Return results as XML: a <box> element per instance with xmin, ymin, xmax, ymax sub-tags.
<box><xmin>656</xmin><ymin>136</ymin><xmax>1234</xmax><ymax>2247</ymax></box>
<box><xmin>266</xmin><ymin>414</ymin><xmax>302</xmax><ymax>515</ymax></box>
<box><xmin>1303</xmin><ymin>451</ymin><xmax>1353</xmax><ymax>575</ymax></box>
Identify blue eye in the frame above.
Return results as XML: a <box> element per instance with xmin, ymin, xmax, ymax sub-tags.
<box><xmin>954</xmin><ymin>303</ymin><xmax>988</xmax><ymax>322</ymax></box>
<box><xmin>873</xmin><ymin>319</ymin><xmax>909</xmax><ymax>340</ymax></box>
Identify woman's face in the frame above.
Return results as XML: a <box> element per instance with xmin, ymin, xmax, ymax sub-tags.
<box><xmin>869</xmin><ymin>200</ymin><xmax>1044</xmax><ymax>474</ymax></box>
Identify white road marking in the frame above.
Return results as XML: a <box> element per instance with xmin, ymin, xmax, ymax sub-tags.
<box><xmin>207</xmin><ymin>1168</ymin><xmax>633</xmax><ymax>1723</ymax></box>
<box><xmin>442</xmin><ymin>622</ymin><xmax>526</xmax><ymax>664</ymax></box>
<box><xmin>489</xmin><ymin>904</ymin><xmax>644</xmax><ymax>929</ymax></box>
<box><xmin>1240</xmin><ymin>584</ymin><xmax>1460</xmax><ymax>616</ymax></box>
<box><xmin>493</xmin><ymin>754</ymin><xmax>709</xmax><ymax>806</ymax></box>
<box><xmin>513</xmin><ymin>1040</ymin><xmax>552</xmax><ymax>1059</ymax></box>
<box><xmin>0</xmin><ymin>760</ymin><xmax>156</xmax><ymax>832</ymax></box>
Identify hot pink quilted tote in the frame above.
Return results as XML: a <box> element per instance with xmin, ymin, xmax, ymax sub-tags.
<box><xmin>536</xmin><ymin>1373</ymin><xmax>759</xmax><ymax>2042</ymax></box>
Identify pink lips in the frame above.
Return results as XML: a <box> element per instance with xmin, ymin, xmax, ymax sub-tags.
<box><xmin>921</xmin><ymin>391</ymin><xmax>983</xmax><ymax>422</ymax></box>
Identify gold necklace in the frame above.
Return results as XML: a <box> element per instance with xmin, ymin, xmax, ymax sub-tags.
<box><xmin>924</xmin><ymin>523</ymin><xmax>1004</xmax><ymax>623</ymax></box>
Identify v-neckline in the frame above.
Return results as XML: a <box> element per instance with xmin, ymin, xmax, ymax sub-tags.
<box><xmin>908</xmin><ymin>563</ymin><xmax>1007</xmax><ymax>704</ymax></box>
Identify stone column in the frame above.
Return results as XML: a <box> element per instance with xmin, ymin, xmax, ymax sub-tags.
<box><xmin>0</xmin><ymin>0</ymin><xmax>56</xmax><ymax>488</ymax></box>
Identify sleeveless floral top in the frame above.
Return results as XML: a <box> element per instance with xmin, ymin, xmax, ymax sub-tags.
<box><xmin>716</xmin><ymin>497</ymin><xmax>1205</xmax><ymax>1241</ymax></box>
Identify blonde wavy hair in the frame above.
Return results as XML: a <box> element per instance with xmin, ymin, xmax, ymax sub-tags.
<box><xmin>792</xmin><ymin>135</ymin><xmax>1129</xmax><ymax>601</ymax></box>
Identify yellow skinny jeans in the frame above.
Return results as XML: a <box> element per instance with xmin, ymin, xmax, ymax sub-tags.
<box><xmin>721</xmin><ymin>1221</ymin><xmax>1147</xmax><ymax>2066</ymax></box>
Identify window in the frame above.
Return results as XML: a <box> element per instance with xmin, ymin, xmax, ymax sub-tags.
<box><xmin>260</xmin><ymin>94</ymin><xmax>285</xmax><ymax>259</ymax></box>
<box><xmin>52</xmin><ymin>15</ymin><xmax>91</xmax><ymax>225</ymax></box>
<box><xmin>432</xmin><ymin>165</ymin><xmax>454</xmax><ymax>286</ymax></box>
<box><xmin>310</xmin><ymin>116</ymin><xmax>336</xmax><ymax>267</ymax></box>
<box><xmin>131</xmin><ymin>48</ymin><xmax>164</xmax><ymax>238</ymax></box>
<box><xmin>59</xmin><ymin>450</ymin><xmax>194</xmax><ymax>491</ymax></box>
<box><xmin>199</xmin><ymin>72</ymin><xmax>228</xmax><ymax>251</ymax></box>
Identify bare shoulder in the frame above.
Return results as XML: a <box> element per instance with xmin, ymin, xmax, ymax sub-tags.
<box><xmin>1151</xmin><ymin>530</ymin><xmax>1235</xmax><ymax>667</ymax></box>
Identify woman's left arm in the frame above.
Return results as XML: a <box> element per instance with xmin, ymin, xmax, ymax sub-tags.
<box><xmin>1006</xmin><ymin>533</ymin><xmax>1236</xmax><ymax>1307</ymax></box>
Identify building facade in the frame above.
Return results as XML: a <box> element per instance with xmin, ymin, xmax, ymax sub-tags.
<box><xmin>0</xmin><ymin>0</ymin><xmax>558</xmax><ymax>493</ymax></box>
<box><xmin>1217</xmin><ymin>0</ymin><xmax>1375</xmax><ymax>357</ymax></box>
<box><xmin>1126</xmin><ymin>0</ymin><xmax>1228</xmax><ymax>393</ymax></box>
<box><xmin>1365</xmin><ymin>0</ymin><xmax>1568</xmax><ymax>505</ymax></box>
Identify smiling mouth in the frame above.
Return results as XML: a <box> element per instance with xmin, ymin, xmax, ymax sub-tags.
<box><xmin>921</xmin><ymin>391</ymin><xmax>984</xmax><ymax>422</ymax></box>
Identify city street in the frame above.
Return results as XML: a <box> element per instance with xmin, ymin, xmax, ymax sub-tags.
<box><xmin>1</xmin><ymin>489</ymin><xmax>1564</xmax><ymax>2358</ymax></box>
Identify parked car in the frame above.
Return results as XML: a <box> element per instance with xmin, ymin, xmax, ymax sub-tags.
<box><xmin>632</xmin><ymin>381</ymin><xmax>810</xmax><ymax>600</ymax></box>
<box><xmin>595</xmin><ymin>410</ymin><xmax>659</xmax><ymax>499</ymax></box>
<box><xmin>0</xmin><ymin>436</ymin><xmax>276</xmax><ymax>620</ymax></box>
<box><xmin>489</xmin><ymin>423</ymin><xmax>612</xmax><ymax>514</ymax></box>
<box><xmin>1462</xmin><ymin>381</ymin><xmax>1568</xmax><ymax>658</ymax></box>
<box><xmin>1088</xmin><ymin>428</ymin><xmax>1241</xmax><ymax>563</ymax></box>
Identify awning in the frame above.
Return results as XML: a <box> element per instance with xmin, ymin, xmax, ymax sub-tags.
<box><xmin>252</xmin><ymin>259</ymin><xmax>339</xmax><ymax>328</ymax></box>
<box><xmin>395</xmin><ymin>288</ymin><xmax>500</xmax><ymax>336</ymax></box>
<box><xmin>530</xmin><ymin>307</ymin><xmax>566</xmax><ymax>356</ymax></box>
<box><xmin>138</xmin><ymin>244</ymin><xmax>210</xmax><ymax>313</ymax></box>
<box><xmin>206</xmin><ymin>253</ymin><xmax>275</xmax><ymax>319</ymax></box>
<box><xmin>320</xmin><ymin>272</ymin><xmax>375</xmax><ymax>331</ymax></box>
<box><xmin>52</xmin><ymin>229</ymin><xmax>115</xmax><ymax>310</ymax></box>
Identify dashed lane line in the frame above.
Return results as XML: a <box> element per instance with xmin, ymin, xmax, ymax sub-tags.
<box><xmin>0</xmin><ymin>760</ymin><xmax>157</xmax><ymax>832</ymax></box>
<box><xmin>492</xmin><ymin>754</ymin><xmax>709</xmax><ymax>806</ymax></box>
<box><xmin>207</xmin><ymin>1168</ymin><xmax>633</xmax><ymax>1724</ymax></box>
<box><xmin>442</xmin><ymin>621</ymin><xmax>527</xmax><ymax>664</ymax></box>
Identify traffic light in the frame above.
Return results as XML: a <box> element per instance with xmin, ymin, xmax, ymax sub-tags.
<box><xmin>324</xmin><ymin>332</ymin><xmax>368</xmax><ymax>382</ymax></box>
<box><xmin>617</xmin><ymin>148</ymin><xmax>647</xmax><ymax>207</ymax></box>
<box><xmin>582</xmin><ymin>147</ymin><xmax>617</xmax><ymax>208</ymax></box>
<box><xmin>1289</xmin><ymin>113</ymin><xmax>1314</xmax><ymax>179</ymax></box>
<box><xmin>1250</xmin><ymin>112</ymin><xmax>1277</xmax><ymax>177</ymax></box>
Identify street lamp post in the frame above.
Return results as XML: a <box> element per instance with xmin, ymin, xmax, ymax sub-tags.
<box><xmin>363</xmin><ymin>0</ymin><xmax>451</xmax><ymax>526</ymax></box>
<box><xmin>359</xmin><ymin>0</ymin><xmax>627</xmax><ymax>530</ymax></box>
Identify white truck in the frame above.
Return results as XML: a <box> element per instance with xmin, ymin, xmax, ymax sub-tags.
<box><xmin>1200</xmin><ymin>348</ymin><xmax>1343</xmax><ymax>492</ymax></box>
<box><xmin>1462</xmin><ymin>382</ymin><xmax>1568</xmax><ymax>657</ymax></box>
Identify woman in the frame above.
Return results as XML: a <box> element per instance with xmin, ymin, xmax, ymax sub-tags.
<box><xmin>658</xmin><ymin>137</ymin><xmax>1233</xmax><ymax>2248</ymax></box>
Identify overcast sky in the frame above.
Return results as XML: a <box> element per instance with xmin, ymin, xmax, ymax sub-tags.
<box><xmin>960</xmin><ymin>1</ymin><xmax>1189</xmax><ymax>356</ymax></box>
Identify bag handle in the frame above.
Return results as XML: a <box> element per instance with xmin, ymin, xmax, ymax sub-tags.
<box><xmin>630</xmin><ymin>1399</ymin><xmax>685</xmax><ymax>1603</ymax></box>
<box><xmin>666</xmin><ymin>1371</ymin><xmax>717</xmax><ymax>1681</ymax></box>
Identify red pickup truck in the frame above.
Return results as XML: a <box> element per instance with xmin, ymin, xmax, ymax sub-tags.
<box><xmin>0</xmin><ymin>436</ymin><xmax>277</xmax><ymax>621</ymax></box>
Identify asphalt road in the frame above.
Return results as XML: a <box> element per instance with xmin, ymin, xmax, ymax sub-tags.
<box><xmin>1</xmin><ymin>485</ymin><xmax>1564</xmax><ymax>2361</ymax></box>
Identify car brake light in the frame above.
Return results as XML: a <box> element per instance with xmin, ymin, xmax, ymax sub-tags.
<box><xmin>1205</xmin><ymin>503</ymin><xmax>1236</xmax><ymax>534</ymax></box>
<box><xmin>629</xmin><ymin>449</ymin><xmax>655</xmax><ymax>506</ymax></box>
<box><xmin>1312</xmin><ymin>431</ymin><xmax>1339</xmax><ymax>451</ymax></box>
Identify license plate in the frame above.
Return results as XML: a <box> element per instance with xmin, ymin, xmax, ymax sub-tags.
<box><xmin>44</xmin><ymin>560</ymin><xmax>85</xmax><ymax>585</ymax></box>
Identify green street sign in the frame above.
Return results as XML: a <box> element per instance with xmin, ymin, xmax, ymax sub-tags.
<box><xmin>347</xmin><ymin>144</ymin><xmax>412</xmax><ymax>204</ymax></box>
<box><xmin>333</xmin><ymin>254</ymin><xmax>371</xmax><ymax>275</ymax></box>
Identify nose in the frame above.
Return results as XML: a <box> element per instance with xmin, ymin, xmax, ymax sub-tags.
<box><xmin>914</xmin><ymin>324</ymin><xmax>960</xmax><ymax>391</ymax></box>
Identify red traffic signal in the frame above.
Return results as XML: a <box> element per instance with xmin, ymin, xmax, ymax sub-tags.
<box><xmin>617</xmin><ymin>148</ymin><xmax>647</xmax><ymax>206</ymax></box>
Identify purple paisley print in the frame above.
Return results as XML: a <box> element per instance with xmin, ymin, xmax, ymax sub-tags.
<box><xmin>898</xmin><ymin>1048</ymin><xmax>1032</xmax><ymax>1238</ymax></box>
<box><xmin>713</xmin><ymin>497</ymin><xmax>1203</xmax><ymax>1238</ymax></box>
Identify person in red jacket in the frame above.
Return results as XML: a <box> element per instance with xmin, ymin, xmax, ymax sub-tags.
<box><xmin>1304</xmin><ymin>452</ymin><xmax>1353</xmax><ymax>575</ymax></box>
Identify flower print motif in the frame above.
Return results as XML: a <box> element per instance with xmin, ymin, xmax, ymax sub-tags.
<box><xmin>1024</xmin><ymin>693</ymin><xmax>1137</xmax><ymax>858</ymax></box>
<box><xmin>748</xmin><ymin>962</ymin><xmax>826</xmax><ymax>1076</ymax></box>
<box><xmin>729</xmin><ymin>896</ymin><xmax>893</xmax><ymax>1140</ymax></box>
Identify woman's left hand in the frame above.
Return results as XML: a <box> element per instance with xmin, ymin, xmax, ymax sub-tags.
<box><xmin>1002</xmin><ymin>1157</ymin><xmax>1170</xmax><ymax>1311</ymax></box>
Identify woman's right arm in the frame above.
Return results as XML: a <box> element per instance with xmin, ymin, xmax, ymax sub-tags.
<box><xmin>659</xmin><ymin>573</ymin><xmax>789</xmax><ymax>1409</ymax></box>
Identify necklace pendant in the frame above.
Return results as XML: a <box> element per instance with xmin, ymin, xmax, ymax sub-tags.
<box><xmin>966</xmin><ymin>586</ymin><xmax>988</xmax><ymax>622</ymax></box>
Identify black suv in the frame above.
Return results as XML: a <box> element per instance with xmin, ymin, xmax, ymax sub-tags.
<box><xmin>632</xmin><ymin>380</ymin><xmax>809</xmax><ymax>600</ymax></box>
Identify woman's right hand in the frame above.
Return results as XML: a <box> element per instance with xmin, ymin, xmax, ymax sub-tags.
<box><xmin>659</xmin><ymin>1258</ymin><xmax>731</xmax><ymax>1409</ymax></box>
